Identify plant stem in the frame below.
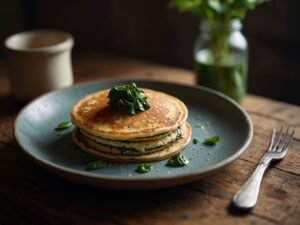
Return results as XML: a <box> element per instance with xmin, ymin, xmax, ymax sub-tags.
<box><xmin>210</xmin><ymin>21</ymin><xmax>230</xmax><ymax>63</ymax></box>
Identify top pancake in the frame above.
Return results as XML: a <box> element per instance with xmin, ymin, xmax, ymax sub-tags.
<box><xmin>71</xmin><ymin>88</ymin><xmax>188</xmax><ymax>140</ymax></box>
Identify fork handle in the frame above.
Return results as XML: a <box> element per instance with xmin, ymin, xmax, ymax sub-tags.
<box><xmin>232</xmin><ymin>163</ymin><xmax>269</xmax><ymax>209</ymax></box>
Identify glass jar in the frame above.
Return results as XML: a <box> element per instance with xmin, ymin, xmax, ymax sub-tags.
<box><xmin>194</xmin><ymin>19</ymin><xmax>248</xmax><ymax>102</ymax></box>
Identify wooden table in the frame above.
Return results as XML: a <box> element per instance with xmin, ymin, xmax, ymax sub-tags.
<box><xmin>0</xmin><ymin>55</ymin><xmax>299</xmax><ymax>225</ymax></box>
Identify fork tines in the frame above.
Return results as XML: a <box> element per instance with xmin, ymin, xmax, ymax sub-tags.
<box><xmin>269</xmin><ymin>126</ymin><xmax>295</xmax><ymax>152</ymax></box>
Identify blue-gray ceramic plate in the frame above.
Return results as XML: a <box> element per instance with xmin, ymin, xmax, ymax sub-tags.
<box><xmin>15</xmin><ymin>79</ymin><xmax>253</xmax><ymax>190</ymax></box>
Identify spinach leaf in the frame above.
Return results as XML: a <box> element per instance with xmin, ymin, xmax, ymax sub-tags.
<box><xmin>193</xmin><ymin>137</ymin><xmax>200</xmax><ymax>144</ymax></box>
<box><xmin>167</xmin><ymin>153</ymin><xmax>189</xmax><ymax>167</ymax></box>
<box><xmin>108</xmin><ymin>83</ymin><xmax>151</xmax><ymax>115</ymax></box>
<box><xmin>203</xmin><ymin>135</ymin><xmax>220</xmax><ymax>145</ymax></box>
<box><xmin>55</xmin><ymin>121</ymin><xmax>72</xmax><ymax>131</ymax></box>
<box><xmin>85</xmin><ymin>159</ymin><xmax>109</xmax><ymax>170</ymax></box>
<box><xmin>135</xmin><ymin>163</ymin><xmax>152</xmax><ymax>173</ymax></box>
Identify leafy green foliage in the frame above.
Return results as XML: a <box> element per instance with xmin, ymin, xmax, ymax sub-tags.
<box><xmin>168</xmin><ymin>0</ymin><xmax>268</xmax><ymax>21</ymax></box>
<box><xmin>167</xmin><ymin>153</ymin><xmax>189</xmax><ymax>167</ymax></box>
<box><xmin>193</xmin><ymin>137</ymin><xmax>200</xmax><ymax>144</ymax></box>
<box><xmin>55</xmin><ymin>121</ymin><xmax>72</xmax><ymax>131</ymax></box>
<box><xmin>108</xmin><ymin>83</ymin><xmax>151</xmax><ymax>115</ymax></box>
<box><xmin>135</xmin><ymin>163</ymin><xmax>152</xmax><ymax>173</ymax></box>
<box><xmin>85</xmin><ymin>159</ymin><xmax>109</xmax><ymax>170</ymax></box>
<box><xmin>203</xmin><ymin>135</ymin><xmax>220</xmax><ymax>145</ymax></box>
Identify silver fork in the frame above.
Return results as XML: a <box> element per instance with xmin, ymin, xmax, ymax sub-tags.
<box><xmin>232</xmin><ymin>126</ymin><xmax>295</xmax><ymax>209</ymax></box>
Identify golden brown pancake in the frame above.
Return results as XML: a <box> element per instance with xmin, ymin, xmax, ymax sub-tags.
<box><xmin>72</xmin><ymin>122</ymin><xmax>191</xmax><ymax>163</ymax></box>
<box><xmin>71</xmin><ymin>89</ymin><xmax>188</xmax><ymax>140</ymax></box>
<box><xmin>80</xmin><ymin>127</ymin><xmax>181</xmax><ymax>152</ymax></box>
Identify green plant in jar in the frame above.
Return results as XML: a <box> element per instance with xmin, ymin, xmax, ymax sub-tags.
<box><xmin>169</xmin><ymin>0</ymin><xmax>269</xmax><ymax>102</ymax></box>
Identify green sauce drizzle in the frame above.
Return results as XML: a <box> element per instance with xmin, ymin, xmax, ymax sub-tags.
<box><xmin>167</xmin><ymin>153</ymin><xmax>189</xmax><ymax>167</ymax></box>
<box><xmin>135</xmin><ymin>163</ymin><xmax>152</xmax><ymax>173</ymax></box>
<box><xmin>203</xmin><ymin>136</ymin><xmax>220</xmax><ymax>145</ymax></box>
<box><xmin>85</xmin><ymin>159</ymin><xmax>109</xmax><ymax>170</ymax></box>
<box><xmin>55</xmin><ymin>121</ymin><xmax>72</xmax><ymax>131</ymax></box>
<box><xmin>108</xmin><ymin>83</ymin><xmax>151</xmax><ymax>115</ymax></box>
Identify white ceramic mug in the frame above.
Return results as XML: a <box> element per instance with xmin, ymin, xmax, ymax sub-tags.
<box><xmin>5</xmin><ymin>30</ymin><xmax>74</xmax><ymax>101</ymax></box>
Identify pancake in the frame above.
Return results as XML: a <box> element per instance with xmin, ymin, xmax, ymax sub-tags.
<box><xmin>73</xmin><ymin>122</ymin><xmax>191</xmax><ymax>163</ymax></box>
<box><xmin>80</xmin><ymin>126</ymin><xmax>182</xmax><ymax>152</ymax></box>
<box><xmin>71</xmin><ymin>89</ymin><xmax>188</xmax><ymax>140</ymax></box>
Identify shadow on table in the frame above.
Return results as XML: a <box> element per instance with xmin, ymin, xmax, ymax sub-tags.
<box><xmin>0</xmin><ymin>94</ymin><xmax>26</xmax><ymax>146</ymax></box>
<box><xmin>0</xmin><ymin>94</ymin><xmax>25</xmax><ymax>117</ymax></box>
<box><xmin>227</xmin><ymin>202</ymin><xmax>252</xmax><ymax>216</ymax></box>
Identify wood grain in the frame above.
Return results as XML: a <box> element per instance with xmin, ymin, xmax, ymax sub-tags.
<box><xmin>0</xmin><ymin>55</ymin><xmax>299</xmax><ymax>225</ymax></box>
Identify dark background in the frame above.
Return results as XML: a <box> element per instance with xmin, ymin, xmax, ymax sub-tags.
<box><xmin>1</xmin><ymin>0</ymin><xmax>299</xmax><ymax>105</ymax></box>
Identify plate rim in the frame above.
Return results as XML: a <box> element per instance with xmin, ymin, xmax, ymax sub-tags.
<box><xmin>14</xmin><ymin>78</ymin><xmax>253</xmax><ymax>182</ymax></box>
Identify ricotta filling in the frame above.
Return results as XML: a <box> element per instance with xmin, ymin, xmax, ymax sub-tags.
<box><xmin>80</xmin><ymin>127</ymin><xmax>183</xmax><ymax>153</ymax></box>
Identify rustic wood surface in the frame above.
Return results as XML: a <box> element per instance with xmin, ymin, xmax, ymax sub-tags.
<box><xmin>0</xmin><ymin>55</ymin><xmax>299</xmax><ymax>225</ymax></box>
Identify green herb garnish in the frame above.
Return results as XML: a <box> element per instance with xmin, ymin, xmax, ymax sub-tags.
<box><xmin>167</xmin><ymin>153</ymin><xmax>189</xmax><ymax>167</ymax></box>
<box><xmin>108</xmin><ymin>83</ymin><xmax>151</xmax><ymax>115</ymax></box>
<box><xmin>135</xmin><ymin>163</ymin><xmax>152</xmax><ymax>173</ymax></box>
<box><xmin>55</xmin><ymin>121</ymin><xmax>72</xmax><ymax>131</ymax></box>
<box><xmin>203</xmin><ymin>135</ymin><xmax>220</xmax><ymax>145</ymax></box>
<box><xmin>193</xmin><ymin>137</ymin><xmax>200</xmax><ymax>144</ymax></box>
<box><xmin>194</xmin><ymin>123</ymin><xmax>202</xmax><ymax>128</ymax></box>
<box><xmin>85</xmin><ymin>159</ymin><xmax>109</xmax><ymax>170</ymax></box>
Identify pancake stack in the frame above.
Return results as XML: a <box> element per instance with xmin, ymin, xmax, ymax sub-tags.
<box><xmin>71</xmin><ymin>87</ymin><xmax>191</xmax><ymax>162</ymax></box>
